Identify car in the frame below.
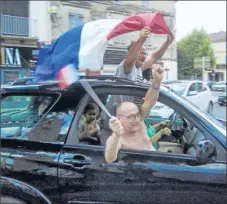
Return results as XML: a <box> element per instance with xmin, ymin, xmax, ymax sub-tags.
<box><xmin>218</xmin><ymin>90</ymin><xmax>227</xmax><ymax>106</ymax></box>
<box><xmin>150</xmin><ymin>80</ymin><xmax>215</xmax><ymax>118</ymax></box>
<box><xmin>211</xmin><ymin>81</ymin><xmax>226</xmax><ymax>91</ymax></box>
<box><xmin>11</xmin><ymin>77</ymin><xmax>34</xmax><ymax>86</ymax></box>
<box><xmin>206</xmin><ymin>81</ymin><xmax>217</xmax><ymax>89</ymax></box>
<box><xmin>1</xmin><ymin>76</ymin><xmax>226</xmax><ymax>204</ymax></box>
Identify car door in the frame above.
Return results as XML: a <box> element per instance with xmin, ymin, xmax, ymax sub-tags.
<box><xmin>58</xmin><ymin>89</ymin><xmax>135</xmax><ymax>204</ymax></box>
<box><xmin>197</xmin><ymin>82</ymin><xmax>212</xmax><ymax>112</ymax></box>
<box><xmin>112</xmin><ymin>86</ymin><xmax>226</xmax><ymax>204</ymax></box>
<box><xmin>0</xmin><ymin>91</ymin><xmax>74</xmax><ymax>203</ymax></box>
<box><xmin>195</xmin><ymin>82</ymin><xmax>205</xmax><ymax>110</ymax></box>
<box><xmin>187</xmin><ymin>82</ymin><xmax>200</xmax><ymax>108</ymax></box>
<box><xmin>58</xmin><ymin>85</ymin><xmax>226</xmax><ymax>204</ymax></box>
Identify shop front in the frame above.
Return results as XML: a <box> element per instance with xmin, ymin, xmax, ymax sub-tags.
<box><xmin>0</xmin><ymin>46</ymin><xmax>39</xmax><ymax>84</ymax></box>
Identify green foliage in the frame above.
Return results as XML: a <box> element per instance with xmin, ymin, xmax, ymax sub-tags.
<box><xmin>177</xmin><ymin>28</ymin><xmax>216</xmax><ymax>79</ymax></box>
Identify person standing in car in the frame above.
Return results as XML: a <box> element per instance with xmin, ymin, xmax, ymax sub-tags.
<box><xmin>106</xmin><ymin>27</ymin><xmax>174</xmax><ymax>107</ymax></box>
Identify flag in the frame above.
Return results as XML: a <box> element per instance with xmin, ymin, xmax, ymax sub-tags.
<box><xmin>34</xmin><ymin>12</ymin><xmax>170</xmax><ymax>89</ymax></box>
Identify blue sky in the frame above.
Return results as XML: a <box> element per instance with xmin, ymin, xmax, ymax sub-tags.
<box><xmin>176</xmin><ymin>1</ymin><xmax>226</xmax><ymax>41</ymax></box>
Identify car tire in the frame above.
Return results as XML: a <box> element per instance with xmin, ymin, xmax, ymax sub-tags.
<box><xmin>208</xmin><ymin>102</ymin><xmax>213</xmax><ymax>115</ymax></box>
<box><xmin>1</xmin><ymin>196</ymin><xmax>27</xmax><ymax>204</ymax></box>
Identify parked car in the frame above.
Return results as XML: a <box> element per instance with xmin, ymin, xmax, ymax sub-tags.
<box><xmin>150</xmin><ymin>80</ymin><xmax>215</xmax><ymax>119</ymax></box>
<box><xmin>218</xmin><ymin>90</ymin><xmax>227</xmax><ymax>106</ymax></box>
<box><xmin>1</xmin><ymin>77</ymin><xmax>226</xmax><ymax>204</ymax></box>
<box><xmin>206</xmin><ymin>81</ymin><xmax>217</xmax><ymax>89</ymax></box>
<box><xmin>211</xmin><ymin>81</ymin><xmax>226</xmax><ymax>91</ymax></box>
<box><xmin>11</xmin><ymin>77</ymin><xmax>34</xmax><ymax>86</ymax></box>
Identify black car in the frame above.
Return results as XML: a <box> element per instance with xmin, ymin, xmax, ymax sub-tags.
<box><xmin>1</xmin><ymin>77</ymin><xmax>226</xmax><ymax>204</ymax></box>
<box><xmin>218</xmin><ymin>91</ymin><xmax>227</xmax><ymax>106</ymax></box>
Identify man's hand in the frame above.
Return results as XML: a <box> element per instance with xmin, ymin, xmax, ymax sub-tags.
<box><xmin>140</xmin><ymin>27</ymin><xmax>151</xmax><ymax>40</ymax></box>
<box><xmin>109</xmin><ymin>117</ymin><xmax>124</xmax><ymax>137</ymax></box>
<box><xmin>152</xmin><ymin>63</ymin><xmax>165</xmax><ymax>83</ymax></box>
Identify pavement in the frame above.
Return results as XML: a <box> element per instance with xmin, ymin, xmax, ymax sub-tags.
<box><xmin>212</xmin><ymin>91</ymin><xmax>222</xmax><ymax>103</ymax></box>
<box><xmin>212</xmin><ymin>91</ymin><xmax>226</xmax><ymax>121</ymax></box>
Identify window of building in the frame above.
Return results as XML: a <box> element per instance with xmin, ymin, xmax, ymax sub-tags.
<box><xmin>3</xmin><ymin>70</ymin><xmax>20</xmax><ymax>83</ymax></box>
<box><xmin>68</xmin><ymin>14</ymin><xmax>83</xmax><ymax>29</ymax></box>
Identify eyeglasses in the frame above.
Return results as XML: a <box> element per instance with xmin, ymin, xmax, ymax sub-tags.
<box><xmin>117</xmin><ymin>113</ymin><xmax>141</xmax><ymax>122</ymax></box>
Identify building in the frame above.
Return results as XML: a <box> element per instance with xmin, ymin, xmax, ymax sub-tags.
<box><xmin>45</xmin><ymin>0</ymin><xmax>177</xmax><ymax>79</ymax></box>
<box><xmin>207</xmin><ymin>31</ymin><xmax>226</xmax><ymax>81</ymax></box>
<box><xmin>0</xmin><ymin>1</ymin><xmax>41</xmax><ymax>84</ymax></box>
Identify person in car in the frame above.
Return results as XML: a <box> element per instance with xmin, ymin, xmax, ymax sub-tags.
<box><xmin>145</xmin><ymin>119</ymin><xmax>170</xmax><ymax>150</ymax></box>
<box><xmin>113</xmin><ymin>27</ymin><xmax>174</xmax><ymax>104</ymax></box>
<box><xmin>105</xmin><ymin>65</ymin><xmax>171</xmax><ymax>162</ymax></box>
<box><xmin>78</xmin><ymin>103</ymin><xmax>101</xmax><ymax>144</ymax></box>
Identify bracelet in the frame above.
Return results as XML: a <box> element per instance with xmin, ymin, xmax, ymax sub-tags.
<box><xmin>149</xmin><ymin>83</ymin><xmax>160</xmax><ymax>91</ymax></box>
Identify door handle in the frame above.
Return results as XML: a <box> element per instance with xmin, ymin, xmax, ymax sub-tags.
<box><xmin>63</xmin><ymin>155</ymin><xmax>92</xmax><ymax>167</ymax></box>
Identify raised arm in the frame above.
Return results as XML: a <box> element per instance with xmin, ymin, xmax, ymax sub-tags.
<box><xmin>105</xmin><ymin>117</ymin><xmax>123</xmax><ymax>162</ymax></box>
<box><xmin>123</xmin><ymin>27</ymin><xmax>150</xmax><ymax>73</ymax></box>
<box><xmin>140</xmin><ymin>64</ymin><xmax>165</xmax><ymax>120</ymax></box>
<box><xmin>143</xmin><ymin>31</ymin><xmax>174</xmax><ymax>70</ymax></box>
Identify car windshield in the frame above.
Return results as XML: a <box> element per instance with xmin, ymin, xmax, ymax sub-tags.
<box><xmin>165</xmin><ymin>83</ymin><xmax>187</xmax><ymax>95</ymax></box>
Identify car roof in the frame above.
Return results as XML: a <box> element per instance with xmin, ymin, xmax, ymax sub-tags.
<box><xmin>163</xmin><ymin>80</ymin><xmax>206</xmax><ymax>84</ymax></box>
<box><xmin>2</xmin><ymin>76</ymin><xmax>148</xmax><ymax>94</ymax></box>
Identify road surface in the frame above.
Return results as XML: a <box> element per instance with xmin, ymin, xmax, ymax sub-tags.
<box><xmin>212</xmin><ymin>91</ymin><xmax>226</xmax><ymax>121</ymax></box>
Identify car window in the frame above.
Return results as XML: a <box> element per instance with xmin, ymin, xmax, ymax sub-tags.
<box><xmin>74</xmin><ymin>92</ymin><xmax>208</xmax><ymax>155</ymax></box>
<box><xmin>1</xmin><ymin>95</ymin><xmax>32</xmax><ymax>113</ymax></box>
<box><xmin>30</xmin><ymin>109</ymin><xmax>75</xmax><ymax>143</ymax></box>
<box><xmin>0</xmin><ymin>94</ymin><xmax>62</xmax><ymax>143</ymax></box>
<box><xmin>165</xmin><ymin>83</ymin><xmax>187</xmax><ymax>95</ymax></box>
<box><xmin>196</xmin><ymin>83</ymin><xmax>203</xmax><ymax>92</ymax></box>
<box><xmin>69</xmin><ymin>87</ymin><xmax>224</xmax><ymax>163</ymax></box>
<box><xmin>189</xmin><ymin>83</ymin><xmax>196</xmax><ymax>92</ymax></box>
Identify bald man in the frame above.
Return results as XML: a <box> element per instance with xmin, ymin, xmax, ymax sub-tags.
<box><xmin>105</xmin><ymin>65</ymin><xmax>171</xmax><ymax>163</ymax></box>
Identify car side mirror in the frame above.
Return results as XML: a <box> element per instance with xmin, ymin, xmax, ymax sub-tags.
<box><xmin>188</xmin><ymin>91</ymin><xmax>198</xmax><ymax>96</ymax></box>
<box><xmin>191</xmin><ymin>140</ymin><xmax>217</xmax><ymax>165</ymax></box>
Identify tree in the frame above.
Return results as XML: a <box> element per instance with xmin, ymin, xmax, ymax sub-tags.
<box><xmin>177</xmin><ymin>28</ymin><xmax>216</xmax><ymax>79</ymax></box>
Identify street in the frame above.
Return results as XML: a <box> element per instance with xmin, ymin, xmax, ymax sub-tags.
<box><xmin>212</xmin><ymin>91</ymin><xmax>226</xmax><ymax>121</ymax></box>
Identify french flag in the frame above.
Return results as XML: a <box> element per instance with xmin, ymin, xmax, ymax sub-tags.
<box><xmin>34</xmin><ymin>12</ymin><xmax>170</xmax><ymax>89</ymax></box>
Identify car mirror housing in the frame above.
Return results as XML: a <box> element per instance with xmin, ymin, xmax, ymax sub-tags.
<box><xmin>195</xmin><ymin>140</ymin><xmax>217</xmax><ymax>165</ymax></box>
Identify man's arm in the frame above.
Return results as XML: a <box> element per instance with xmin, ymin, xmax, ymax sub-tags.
<box><xmin>140</xmin><ymin>64</ymin><xmax>164</xmax><ymax>120</ymax></box>
<box><xmin>105</xmin><ymin>134</ymin><xmax>122</xmax><ymax>162</ymax></box>
<box><xmin>105</xmin><ymin>117</ymin><xmax>123</xmax><ymax>162</ymax></box>
<box><xmin>143</xmin><ymin>31</ymin><xmax>174</xmax><ymax>70</ymax></box>
<box><xmin>123</xmin><ymin>27</ymin><xmax>150</xmax><ymax>73</ymax></box>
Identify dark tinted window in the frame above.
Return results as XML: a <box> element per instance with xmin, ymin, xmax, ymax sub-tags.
<box><xmin>1</xmin><ymin>95</ymin><xmax>56</xmax><ymax>141</ymax></box>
